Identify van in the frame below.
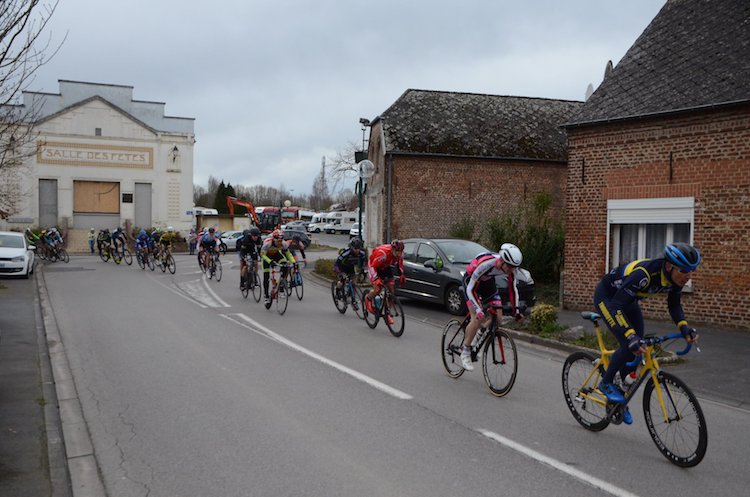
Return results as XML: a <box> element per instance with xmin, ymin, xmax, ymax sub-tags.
<box><xmin>323</xmin><ymin>211</ymin><xmax>358</xmax><ymax>234</ymax></box>
<box><xmin>307</xmin><ymin>213</ymin><xmax>328</xmax><ymax>233</ymax></box>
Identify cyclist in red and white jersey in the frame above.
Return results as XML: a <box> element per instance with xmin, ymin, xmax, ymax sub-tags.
<box><xmin>365</xmin><ymin>240</ymin><xmax>405</xmax><ymax>325</ymax></box>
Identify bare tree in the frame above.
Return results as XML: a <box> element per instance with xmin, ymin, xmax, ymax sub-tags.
<box><xmin>309</xmin><ymin>164</ymin><xmax>331</xmax><ymax>211</ymax></box>
<box><xmin>0</xmin><ymin>1</ymin><xmax>62</xmax><ymax>218</ymax></box>
<box><xmin>325</xmin><ymin>141</ymin><xmax>360</xmax><ymax>188</ymax></box>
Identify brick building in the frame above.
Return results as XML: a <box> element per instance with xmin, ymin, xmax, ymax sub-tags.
<box><xmin>563</xmin><ymin>0</ymin><xmax>750</xmax><ymax>329</ymax></box>
<box><xmin>362</xmin><ymin>89</ymin><xmax>582</xmax><ymax>247</ymax></box>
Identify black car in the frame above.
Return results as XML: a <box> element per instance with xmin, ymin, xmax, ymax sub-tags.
<box><xmin>283</xmin><ymin>228</ymin><xmax>311</xmax><ymax>247</ymax></box>
<box><xmin>398</xmin><ymin>238</ymin><xmax>536</xmax><ymax>315</ymax></box>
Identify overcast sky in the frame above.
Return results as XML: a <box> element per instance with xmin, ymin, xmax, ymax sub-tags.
<box><xmin>29</xmin><ymin>0</ymin><xmax>665</xmax><ymax>197</ymax></box>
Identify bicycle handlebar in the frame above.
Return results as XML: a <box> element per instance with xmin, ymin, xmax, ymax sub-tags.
<box><xmin>625</xmin><ymin>332</ymin><xmax>694</xmax><ymax>368</ymax></box>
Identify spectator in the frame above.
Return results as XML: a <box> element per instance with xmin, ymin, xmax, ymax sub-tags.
<box><xmin>88</xmin><ymin>228</ymin><xmax>96</xmax><ymax>254</ymax></box>
<box><xmin>188</xmin><ymin>229</ymin><xmax>197</xmax><ymax>255</ymax></box>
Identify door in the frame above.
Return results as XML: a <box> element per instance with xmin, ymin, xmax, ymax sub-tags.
<box><xmin>135</xmin><ymin>183</ymin><xmax>152</xmax><ymax>228</ymax></box>
<box><xmin>38</xmin><ymin>179</ymin><xmax>58</xmax><ymax>228</ymax></box>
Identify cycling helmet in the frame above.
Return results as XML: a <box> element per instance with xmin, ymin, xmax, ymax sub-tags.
<box><xmin>499</xmin><ymin>243</ymin><xmax>523</xmax><ymax>267</ymax></box>
<box><xmin>292</xmin><ymin>234</ymin><xmax>301</xmax><ymax>242</ymax></box>
<box><xmin>167</xmin><ymin>226</ymin><xmax>174</xmax><ymax>232</ymax></box>
<box><xmin>208</xmin><ymin>226</ymin><xmax>215</xmax><ymax>232</ymax></box>
<box><xmin>249</xmin><ymin>227</ymin><xmax>260</xmax><ymax>236</ymax></box>
<box><xmin>243</xmin><ymin>229</ymin><xmax>251</xmax><ymax>236</ymax></box>
<box><xmin>350</xmin><ymin>237</ymin><xmax>363</xmax><ymax>250</ymax></box>
<box><xmin>272</xmin><ymin>229</ymin><xmax>284</xmax><ymax>240</ymax></box>
<box><xmin>391</xmin><ymin>239</ymin><xmax>404</xmax><ymax>251</ymax></box>
<box><xmin>664</xmin><ymin>243</ymin><xmax>701</xmax><ymax>272</ymax></box>
<box><xmin>138</xmin><ymin>229</ymin><xmax>147</xmax><ymax>237</ymax></box>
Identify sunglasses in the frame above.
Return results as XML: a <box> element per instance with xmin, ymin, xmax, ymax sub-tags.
<box><xmin>673</xmin><ymin>265</ymin><xmax>696</xmax><ymax>274</ymax></box>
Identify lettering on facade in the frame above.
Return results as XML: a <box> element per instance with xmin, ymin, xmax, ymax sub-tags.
<box><xmin>36</xmin><ymin>142</ymin><xmax>154</xmax><ymax>169</ymax></box>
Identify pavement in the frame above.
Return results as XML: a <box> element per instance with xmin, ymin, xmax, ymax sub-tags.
<box><xmin>1</xmin><ymin>257</ymin><xmax>749</xmax><ymax>496</ymax></box>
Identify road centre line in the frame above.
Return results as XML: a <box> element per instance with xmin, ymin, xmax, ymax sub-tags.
<box><xmin>478</xmin><ymin>429</ymin><xmax>641</xmax><ymax>497</ymax></box>
<box><xmin>221</xmin><ymin>313</ymin><xmax>413</xmax><ymax>400</ymax></box>
<box><xmin>201</xmin><ymin>274</ymin><xmax>231</xmax><ymax>307</ymax></box>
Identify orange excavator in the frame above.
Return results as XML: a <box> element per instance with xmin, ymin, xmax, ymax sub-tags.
<box><xmin>226</xmin><ymin>196</ymin><xmax>279</xmax><ymax>233</ymax></box>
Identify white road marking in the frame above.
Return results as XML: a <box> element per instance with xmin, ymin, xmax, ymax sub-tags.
<box><xmin>201</xmin><ymin>274</ymin><xmax>231</xmax><ymax>307</ymax></box>
<box><xmin>147</xmin><ymin>274</ymin><xmax>207</xmax><ymax>308</ymax></box>
<box><xmin>221</xmin><ymin>313</ymin><xmax>413</xmax><ymax>400</ymax></box>
<box><xmin>478</xmin><ymin>429</ymin><xmax>641</xmax><ymax>497</ymax></box>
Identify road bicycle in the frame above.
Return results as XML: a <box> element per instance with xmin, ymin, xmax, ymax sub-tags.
<box><xmin>441</xmin><ymin>298</ymin><xmax>518</xmax><ymax>397</ymax></box>
<box><xmin>156</xmin><ymin>246</ymin><xmax>176</xmax><ymax>274</ymax></box>
<box><xmin>207</xmin><ymin>251</ymin><xmax>222</xmax><ymax>281</ymax></box>
<box><xmin>99</xmin><ymin>242</ymin><xmax>123</xmax><ymax>264</ymax></box>
<box><xmin>331</xmin><ymin>273</ymin><xmax>365</xmax><ymax>319</ymax></box>
<box><xmin>561</xmin><ymin>311</ymin><xmax>707</xmax><ymax>467</ymax></box>
<box><xmin>287</xmin><ymin>262</ymin><xmax>304</xmax><ymax>301</ymax></box>
<box><xmin>135</xmin><ymin>246</ymin><xmax>155</xmax><ymax>271</ymax></box>
<box><xmin>363</xmin><ymin>282</ymin><xmax>405</xmax><ymax>337</ymax></box>
<box><xmin>240</xmin><ymin>256</ymin><xmax>261</xmax><ymax>303</ymax></box>
<box><xmin>266</xmin><ymin>262</ymin><xmax>290</xmax><ymax>315</ymax></box>
<box><xmin>49</xmin><ymin>245</ymin><xmax>70</xmax><ymax>263</ymax></box>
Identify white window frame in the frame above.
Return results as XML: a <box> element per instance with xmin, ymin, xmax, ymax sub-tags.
<box><xmin>606</xmin><ymin>197</ymin><xmax>695</xmax><ymax>273</ymax></box>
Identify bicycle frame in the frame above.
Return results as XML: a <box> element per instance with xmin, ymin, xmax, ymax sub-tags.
<box><xmin>581</xmin><ymin>316</ymin><xmax>693</xmax><ymax>424</ymax></box>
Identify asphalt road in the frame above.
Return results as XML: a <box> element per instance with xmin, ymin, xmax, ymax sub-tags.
<box><xmin>34</xmin><ymin>254</ymin><xmax>750</xmax><ymax>497</ymax></box>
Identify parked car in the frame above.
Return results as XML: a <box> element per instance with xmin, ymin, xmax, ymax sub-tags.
<box><xmin>220</xmin><ymin>230</ymin><xmax>244</xmax><ymax>252</ymax></box>
<box><xmin>282</xmin><ymin>229</ymin><xmax>311</xmax><ymax>247</ymax></box>
<box><xmin>281</xmin><ymin>220</ymin><xmax>308</xmax><ymax>231</ymax></box>
<box><xmin>349</xmin><ymin>222</ymin><xmax>363</xmax><ymax>239</ymax></box>
<box><xmin>0</xmin><ymin>231</ymin><xmax>35</xmax><ymax>279</ymax></box>
<box><xmin>397</xmin><ymin>238</ymin><xmax>536</xmax><ymax>315</ymax></box>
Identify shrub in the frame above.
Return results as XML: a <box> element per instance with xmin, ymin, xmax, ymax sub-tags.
<box><xmin>529</xmin><ymin>303</ymin><xmax>558</xmax><ymax>333</ymax></box>
<box><xmin>449</xmin><ymin>218</ymin><xmax>477</xmax><ymax>241</ymax></box>
<box><xmin>314</xmin><ymin>258</ymin><xmax>336</xmax><ymax>279</ymax></box>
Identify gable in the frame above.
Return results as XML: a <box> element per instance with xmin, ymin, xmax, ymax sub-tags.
<box><xmin>36</xmin><ymin>97</ymin><xmax>157</xmax><ymax>140</ymax></box>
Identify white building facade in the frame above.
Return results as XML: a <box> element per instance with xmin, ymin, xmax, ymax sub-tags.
<box><xmin>1</xmin><ymin>80</ymin><xmax>195</xmax><ymax>233</ymax></box>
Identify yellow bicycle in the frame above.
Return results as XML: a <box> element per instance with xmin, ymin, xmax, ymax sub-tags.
<box><xmin>561</xmin><ymin>311</ymin><xmax>707</xmax><ymax>467</ymax></box>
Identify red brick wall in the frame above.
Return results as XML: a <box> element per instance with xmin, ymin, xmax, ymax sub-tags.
<box><xmin>390</xmin><ymin>156</ymin><xmax>567</xmax><ymax>241</ymax></box>
<box><xmin>564</xmin><ymin>108</ymin><xmax>750</xmax><ymax>330</ymax></box>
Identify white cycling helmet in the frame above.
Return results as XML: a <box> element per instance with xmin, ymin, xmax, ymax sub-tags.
<box><xmin>167</xmin><ymin>226</ymin><xmax>174</xmax><ymax>232</ymax></box>
<box><xmin>499</xmin><ymin>243</ymin><xmax>523</xmax><ymax>267</ymax></box>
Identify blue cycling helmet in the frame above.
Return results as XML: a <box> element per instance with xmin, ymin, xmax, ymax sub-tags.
<box><xmin>664</xmin><ymin>243</ymin><xmax>701</xmax><ymax>272</ymax></box>
<box><xmin>138</xmin><ymin>229</ymin><xmax>147</xmax><ymax>237</ymax></box>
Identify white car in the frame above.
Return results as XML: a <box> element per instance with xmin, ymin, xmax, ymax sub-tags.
<box><xmin>349</xmin><ymin>222</ymin><xmax>363</xmax><ymax>239</ymax></box>
<box><xmin>0</xmin><ymin>231</ymin><xmax>35</xmax><ymax>278</ymax></box>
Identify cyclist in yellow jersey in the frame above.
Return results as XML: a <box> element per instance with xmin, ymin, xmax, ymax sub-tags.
<box><xmin>260</xmin><ymin>229</ymin><xmax>296</xmax><ymax>308</ymax></box>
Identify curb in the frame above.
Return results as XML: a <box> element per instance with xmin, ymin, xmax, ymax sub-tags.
<box><xmin>37</xmin><ymin>266</ymin><xmax>108</xmax><ymax>497</ymax></box>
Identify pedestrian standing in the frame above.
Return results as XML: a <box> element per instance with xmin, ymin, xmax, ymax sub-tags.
<box><xmin>88</xmin><ymin>228</ymin><xmax>96</xmax><ymax>254</ymax></box>
<box><xmin>188</xmin><ymin>229</ymin><xmax>197</xmax><ymax>255</ymax></box>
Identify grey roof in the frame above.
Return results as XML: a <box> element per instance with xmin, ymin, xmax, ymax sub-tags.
<box><xmin>376</xmin><ymin>89</ymin><xmax>583</xmax><ymax>161</ymax></box>
<box><xmin>566</xmin><ymin>0</ymin><xmax>750</xmax><ymax>127</ymax></box>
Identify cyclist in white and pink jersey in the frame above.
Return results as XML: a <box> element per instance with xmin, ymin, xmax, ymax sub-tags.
<box><xmin>460</xmin><ymin>243</ymin><xmax>523</xmax><ymax>371</ymax></box>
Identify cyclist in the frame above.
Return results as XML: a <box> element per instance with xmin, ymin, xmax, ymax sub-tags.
<box><xmin>111</xmin><ymin>227</ymin><xmax>126</xmax><ymax>256</ymax></box>
<box><xmin>46</xmin><ymin>227</ymin><xmax>63</xmax><ymax>249</ymax></box>
<box><xmin>460</xmin><ymin>243</ymin><xmax>524</xmax><ymax>371</ymax></box>
<box><xmin>364</xmin><ymin>239</ymin><xmax>405</xmax><ymax>326</ymax></box>
<box><xmin>97</xmin><ymin>229</ymin><xmax>111</xmax><ymax>256</ymax></box>
<box><xmin>287</xmin><ymin>234</ymin><xmax>307</xmax><ymax>266</ymax></box>
<box><xmin>160</xmin><ymin>226</ymin><xmax>176</xmax><ymax>256</ymax></box>
<box><xmin>334</xmin><ymin>237</ymin><xmax>367</xmax><ymax>300</ymax></box>
<box><xmin>260</xmin><ymin>229</ymin><xmax>296</xmax><ymax>308</ymax></box>
<box><xmin>237</xmin><ymin>227</ymin><xmax>262</xmax><ymax>289</ymax></box>
<box><xmin>24</xmin><ymin>228</ymin><xmax>42</xmax><ymax>248</ymax></box>
<box><xmin>135</xmin><ymin>229</ymin><xmax>151</xmax><ymax>257</ymax></box>
<box><xmin>594</xmin><ymin>242</ymin><xmax>701</xmax><ymax>425</ymax></box>
<box><xmin>199</xmin><ymin>227</ymin><xmax>220</xmax><ymax>270</ymax></box>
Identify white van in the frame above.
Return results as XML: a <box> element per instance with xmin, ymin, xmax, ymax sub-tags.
<box><xmin>323</xmin><ymin>211</ymin><xmax>358</xmax><ymax>234</ymax></box>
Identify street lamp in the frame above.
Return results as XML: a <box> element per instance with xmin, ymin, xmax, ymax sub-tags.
<box><xmin>356</xmin><ymin>159</ymin><xmax>375</xmax><ymax>245</ymax></box>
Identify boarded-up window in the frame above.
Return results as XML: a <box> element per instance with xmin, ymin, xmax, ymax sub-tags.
<box><xmin>74</xmin><ymin>181</ymin><xmax>120</xmax><ymax>214</ymax></box>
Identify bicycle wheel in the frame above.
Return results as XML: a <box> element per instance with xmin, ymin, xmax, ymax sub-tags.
<box><xmin>159</xmin><ymin>255</ymin><xmax>167</xmax><ymax>272</ymax></box>
<box><xmin>136</xmin><ymin>252</ymin><xmax>145</xmax><ymax>269</ymax></box>
<box><xmin>385</xmin><ymin>298</ymin><xmax>405</xmax><ymax>337</ymax></box>
<box><xmin>166</xmin><ymin>255</ymin><xmax>176</xmax><ymax>274</ymax></box>
<box><xmin>364</xmin><ymin>296</ymin><xmax>379</xmax><ymax>329</ymax></box>
<box><xmin>277</xmin><ymin>279</ymin><xmax>289</xmax><ymax>315</ymax></box>
<box><xmin>482</xmin><ymin>328</ymin><xmax>517</xmax><ymax>397</ymax></box>
<box><xmin>561</xmin><ymin>351</ymin><xmax>610</xmax><ymax>432</ymax></box>
<box><xmin>147</xmin><ymin>254</ymin><xmax>155</xmax><ymax>271</ymax></box>
<box><xmin>198</xmin><ymin>254</ymin><xmax>206</xmax><ymax>273</ymax></box>
<box><xmin>112</xmin><ymin>249</ymin><xmax>122</xmax><ymax>265</ymax></box>
<box><xmin>59</xmin><ymin>248</ymin><xmax>70</xmax><ymax>263</ymax></box>
<box><xmin>351</xmin><ymin>285</ymin><xmax>365</xmax><ymax>320</ymax></box>
<box><xmin>643</xmin><ymin>371</ymin><xmax>707</xmax><ymax>467</ymax></box>
<box><xmin>441</xmin><ymin>319</ymin><xmax>466</xmax><ymax>378</ymax></box>
<box><xmin>215</xmin><ymin>259</ymin><xmax>223</xmax><ymax>281</ymax></box>
<box><xmin>122</xmin><ymin>249</ymin><xmax>133</xmax><ymax>266</ymax></box>
<box><xmin>294</xmin><ymin>274</ymin><xmax>304</xmax><ymax>300</ymax></box>
<box><xmin>251</xmin><ymin>271</ymin><xmax>261</xmax><ymax>303</ymax></box>
<box><xmin>332</xmin><ymin>280</ymin><xmax>348</xmax><ymax>314</ymax></box>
